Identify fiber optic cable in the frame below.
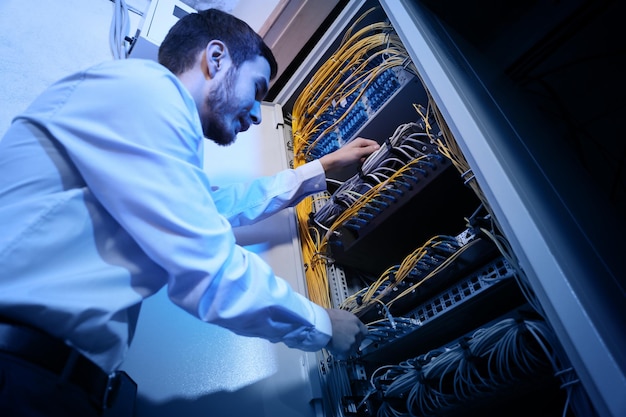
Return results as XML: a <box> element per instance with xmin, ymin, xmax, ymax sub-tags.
<box><xmin>292</xmin><ymin>16</ymin><xmax>412</xmax><ymax>163</ymax></box>
<box><xmin>340</xmin><ymin>235</ymin><xmax>463</xmax><ymax>318</ymax></box>
<box><xmin>383</xmin><ymin>238</ymin><xmax>480</xmax><ymax>310</ymax></box>
<box><xmin>429</xmin><ymin>101</ymin><xmax>553</xmax><ymax>323</ymax></box>
<box><xmin>291</xmin><ymin>10</ymin><xmax>415</xmax><ymax>308</ymax></box>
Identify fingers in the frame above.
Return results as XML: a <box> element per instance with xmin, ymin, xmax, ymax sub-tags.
<box><xmin>344</xmin><ymin>137</ymin><xmax>379</xmax><ymax>164</ymax></box>
<box><xmin>354</xmin><ymin>137</ymin><xmax>380</xmax><ymax>157</ymax></box>
<box><xmin>325</xmin><ymin>308</ymin><xmax>370</xmax><ymax>359</ymax></box>
<box><xmin>351</xmin><ymin>137</ymin><xmax>380</xmax><ymax>152</ymax></box>
<box><xmin>319</xmin><ymin>137</ymin><xmax>380</xmax><ymax>173</ymax></box>
<box><xmin>351</xmin><ymin>137</ymin><xmax>378</xmax><ymax>147</ymax></box>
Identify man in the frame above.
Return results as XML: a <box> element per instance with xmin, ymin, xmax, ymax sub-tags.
<box><xmin>0</xmin><ymin>7</ymin><xmax>376</xmax><ymax>417</ymax></box>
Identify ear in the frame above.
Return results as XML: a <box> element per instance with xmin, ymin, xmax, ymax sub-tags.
<box><xmin>204</xmin><ymin>40</ymin><xmax>228</xmax><ymax>78</ymax></box>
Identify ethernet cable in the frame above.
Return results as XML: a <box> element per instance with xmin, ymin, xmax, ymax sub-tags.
<box><xmin>109</xmin><ymin>0</ymin><xmax>131</xmax><ymax>59</ymax></box>
<box><xmin>368</xmin><ymin>317</ymin><xmax>563</xmax><ymax>417</ymax></box>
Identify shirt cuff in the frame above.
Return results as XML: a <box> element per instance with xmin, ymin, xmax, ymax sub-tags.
<box><xmin>296</xmin><ymin>160</ymin><xmax>326</xmax><ymax>194</ymax></box>
<box><xmin>307</xmin><ymin>301</ymin><xmax>333</xmax><ymax>350</ymax></box>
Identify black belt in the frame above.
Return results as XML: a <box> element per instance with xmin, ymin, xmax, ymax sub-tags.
<box><xmin>0</xmin><ymin>321</ymin><xmax>121</xmax><ymax>409</ymax></box>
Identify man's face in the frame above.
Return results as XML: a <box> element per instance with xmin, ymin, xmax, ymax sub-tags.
<box><xmin>201</xmin><ymin>55</ymin><xmax>271</xmax><ymax>146</ymax></box>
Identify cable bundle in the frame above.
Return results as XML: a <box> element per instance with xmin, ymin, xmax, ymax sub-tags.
<box><xmin>297</xmin><ymin>192</ymin><xmax>333</xmax><ymax>308</ymax></box>
<box><xmin>109</xmin><ymin>0</ymin><xmax>131</xmax><ymax>59</ymax></box>
<box><xmin>340</xmin><ymin>235</ymin><xmax>465</xmax><ymax>319</ymax></box>
<box><xmin>291</xmin><ymin>9</ymin><xmax>416</xmax><ymax>307</ymax></box>
<box><xmin>291</xmin><ymin>8</ymin><xmax>414</xmax><ymax>165</ymax></box>
<box><xmin>367</xmin><ymin>317</ymin><xmax>561</xmax><ymax>417</ymax></box>
<box><xmin>313</xmin><ymin>118</ymin><xmax>444</xmax><ymax>231</ymax></box>
<box><xmin>357</xmin><ymin>256</ymin><xmax>516</xmax><ymax>353</ymax></box>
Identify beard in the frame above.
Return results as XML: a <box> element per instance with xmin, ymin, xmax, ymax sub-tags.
<box><xmin>202</xmin><ymin>68</ymin><xmax>238</xmax><ymax>147</ymax></box>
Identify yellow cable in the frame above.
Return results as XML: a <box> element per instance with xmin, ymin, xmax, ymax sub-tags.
<box><xmin>290</xmin><ymin>11</ymin><xmax>414</xmax><ymax>308</ymax></box>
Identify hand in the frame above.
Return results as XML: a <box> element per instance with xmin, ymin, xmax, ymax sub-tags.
<box><xmin>319</xmin><ymin>137</ymin><xmax>380</xmax><ymax>176</ymax></box>
<box><xmin>324</xmin><ymin>308</ymin><xmax>369</xmax><ymax>359</ymax></box>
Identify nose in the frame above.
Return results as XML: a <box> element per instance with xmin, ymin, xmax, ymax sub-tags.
<box><xmin>250</xmin><ymin>101</ymin><xmax>262</xmax><ymax>125</ymax></box>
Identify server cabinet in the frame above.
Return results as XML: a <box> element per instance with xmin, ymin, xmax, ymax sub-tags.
<box><xmin>270</xmin><ymin>1</ymin><xmax>625</xmax><ymax>416</ymax></box>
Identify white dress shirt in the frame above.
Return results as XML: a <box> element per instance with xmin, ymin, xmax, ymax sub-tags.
<box><xmin>0</xmin><ymin>59</ymin><xmax>331</xmax><ymax>373</ymax></box>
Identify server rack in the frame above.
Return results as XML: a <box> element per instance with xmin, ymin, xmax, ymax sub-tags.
<box><xmin>270</xmin><ymin>1</ymin><xmax>626</xmax><ymax>416</ymax></box>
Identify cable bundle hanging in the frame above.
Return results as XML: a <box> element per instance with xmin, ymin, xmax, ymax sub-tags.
<box><xmin>291</xmin><ymin>8</ymin><xmax>414</xmax><ymax>164</ymax></box>
<box><xmin>297</xmin><ymin>192</ymin><xmax>333</xmax><ymax>308</ymax></box>
<box><xmin>110</xmin><ymin>0</ymin><xmax>131</xmax><ymax>59</ymax></box>
<box><xmin>368</xmin><ymin>317</ymin><xmax>563</xmax><ymax>417</ymax></box>
<box><xmin>290</xmin><ymin>8</ymin><xmax>416</xmax><ymax>307</ymax></box>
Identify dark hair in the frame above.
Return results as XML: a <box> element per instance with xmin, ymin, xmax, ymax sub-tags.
<box><xmin>158</xmin><ymin>8</ymin><xmax>278</xmax><ymax>79</ymax></box>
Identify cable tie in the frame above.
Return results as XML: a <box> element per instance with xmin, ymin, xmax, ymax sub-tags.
<box><xmin>463</xmin><ymin>173</ymin><xmax>475</xmax><ymax>185</ymax></box>
<box><xmin>418</xmin><ymin>372</ymin><xmax>428</xmax><ymax>385</ymax></box>
<box><xmin>554</xmin><ymin>367</ymin><xmax>575</xmax><ymax>378</ymax></box>
<box><xmin>461</xmin><ymin>168</ymin><xmax>475</xmax><ymax>185</ymax></box>
<box><xmin>459</xmin><ymin>337</ymin><xmax>476</xmax><ymax>361</ymax></box>
<box><xmin>515</xmin><ymin>315</ymin><xmax>530</xmax><ymax>336</ymax></box>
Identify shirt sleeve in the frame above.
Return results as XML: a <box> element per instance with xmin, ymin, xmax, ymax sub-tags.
<box><xmin>211</xmin><ymin>160</ymin><xmax>326</xmax><ymax>227</ymax></box>
<box><xmin>33</xmin><ymin>61</ymin><xmax>332</xmax><ymax>351</ymax></box>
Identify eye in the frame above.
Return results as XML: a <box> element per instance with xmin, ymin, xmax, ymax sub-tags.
<box><xmin>254</xmin><ymin>85</ymin><xmax>263</xmax><ymax>101</ymax></box>
<box><xmin>254</xmin><ymin>78</ymin><xmax>268</xmax><ymax>101</ymax></box>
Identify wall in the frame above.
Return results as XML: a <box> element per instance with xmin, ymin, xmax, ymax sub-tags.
<box><xmin>0</xmin><ymin>0</ymin><xmax>114</xmax><ymax>134</ymax></box>
<box><xmin>0</xmin><ymin>0</ymin><xmax>270</xmax><ymax>134</ymax></box>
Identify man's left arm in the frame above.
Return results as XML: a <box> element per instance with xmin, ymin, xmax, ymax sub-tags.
<box><xmin>212</xmin><ymin>137</ymin><xmax>380</xmax><ymax>226</ymax></box>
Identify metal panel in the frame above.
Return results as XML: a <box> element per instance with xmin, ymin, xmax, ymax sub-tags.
<box><xmin>378</xmin><ymin>1</ymin><xmax>626</xmax><ymax>416</ymax></box>
<box><xmin>271</xmin><ymin>0</ymin><xmax>367</xmax><ymax>105</ymax></box>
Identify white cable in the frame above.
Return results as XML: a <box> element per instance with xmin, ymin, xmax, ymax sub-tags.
<box><xmin>370</xmin><ymin>317</ymin><xmax>563</xmax><ymax>416</ymax></box>
<box><xmin>110</xmin><ymin>0</ymin><xmax>131</xmax><ymax>59</ymax></box>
